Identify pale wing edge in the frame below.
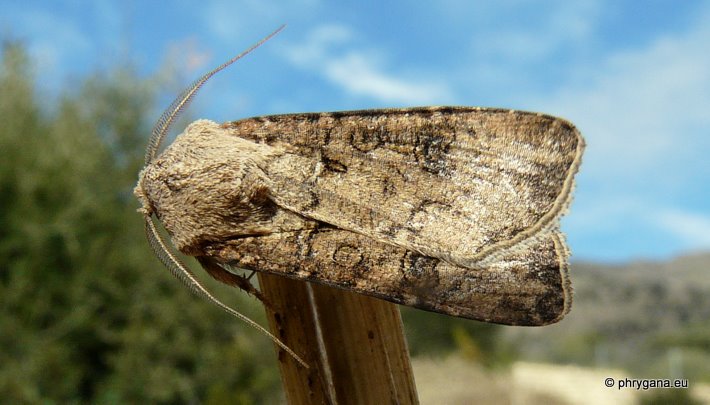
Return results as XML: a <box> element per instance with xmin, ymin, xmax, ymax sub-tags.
<box><xmin>470</xmin><ymin>120</ymin><xmax>585</xmax><ymax>265</ymax></box>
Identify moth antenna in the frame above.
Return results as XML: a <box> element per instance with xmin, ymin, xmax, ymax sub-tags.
<box><xmin>139</xmin><ymin>25</ymin><xmax>305</xmax><ymax>367</ymax></box>
<box><xmin>144</xmin><ymin>24</ymin><xmax>286</xmax><ymax>165</ymax></box>
<box><xmin>145</xmin><ymin>216</ymin><xmax>308</xmax><ymax>368</ymax></box>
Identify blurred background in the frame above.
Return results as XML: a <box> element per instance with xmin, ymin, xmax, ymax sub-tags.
<box><xmin>1</xmin><ymin>1</ymin><xmax>708</xmax><ymax>403</ymax></box>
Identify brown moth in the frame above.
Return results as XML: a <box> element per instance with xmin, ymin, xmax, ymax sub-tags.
<box><xmin>135</xmin><ymin>26</ymin><xmax>584</xmax><ymax>367</ymax></box>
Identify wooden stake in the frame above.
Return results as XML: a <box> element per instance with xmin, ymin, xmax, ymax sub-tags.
<box><xmin>257</xmin><ymin>273</ymin><xmax>419</xmax><ymax>405</ymax></box>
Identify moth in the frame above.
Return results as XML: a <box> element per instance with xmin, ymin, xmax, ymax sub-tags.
<box><xmin>135</xmin><ymin>27</ymin><xmax>584</xmax><ymax>367</ymax></box>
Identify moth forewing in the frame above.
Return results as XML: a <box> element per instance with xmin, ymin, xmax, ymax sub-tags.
<box><xmin>221</xmin><ymin>107</ymin><xmax>584</xmax><ymax>267</ymax></box>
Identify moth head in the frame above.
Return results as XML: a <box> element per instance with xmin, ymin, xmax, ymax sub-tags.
<box><xmin>132</xmin><ymin>26</ymin><xmax>308</xmax><ymax>368</ymax></box>
<box><xmin>134</xmin><ymin>25</ymin><xmax>288</xmax><ymax>253</ymax></box>
<box><xmin>136</xmin><ymin>119</ymin><xmax>297</xmax><ymax>255</ymax></box>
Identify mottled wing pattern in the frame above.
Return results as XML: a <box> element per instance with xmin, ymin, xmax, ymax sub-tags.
<box><xmin>206</xmin><ymin>222</ymin><xmax>571</xmax><ymax>325</ymax></box>
<box><xmin>223</xmin><ymin>107</ymin><xmax>583</xmax><ymax>267</ymax></box>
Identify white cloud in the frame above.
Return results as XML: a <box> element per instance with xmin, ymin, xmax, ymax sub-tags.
<box><xmin>283</xmin><ymin>24</ymin><xmax>452</xmax><ymax>105</ymax></box>
<box><xmin>535</xmin><ymin>9</ymin><xmax>710</xmax><ymax>181</ymax></box>
<box><xmin>435</xmin><ymin>0</ymin><xmax>602</xmax><ymax>64</ymax></box>
<box><xmin>323</xmin><ymin>52</ymin><xmax>451</xmax><ymax>104</ymax></box>
<box><xmin>656</xmin><ymin>210</ymin><xmax>710</xmax><ymax>250</ymax></box>
<box><xmin>203</xmin><ymin>0</ymin><xmax>321</xmax><ymax>42</ymax></box>
<box><xmin>517</xmin><ymin>2</ymin><xmax>710</xmax><ymax>259</ymax></box>
<box><xmin>283</xmin><ymin>24</ymin><xmax>352</xmax><ymax>65</ymax></box>
<box><xmin>474</xmin><ymin>1</ymin><xmax>601</xmax><ymax>61</ymax></box>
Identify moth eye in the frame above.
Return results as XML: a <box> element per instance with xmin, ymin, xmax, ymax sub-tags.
<box><xmin>164</xmin><ymin>175</ymin><xmax>182</xmax><ymax>192</ymax></box>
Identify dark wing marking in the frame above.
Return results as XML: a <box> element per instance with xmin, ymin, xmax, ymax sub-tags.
<box><xmin>206</xmin><ymin>224</ymin><xmax>572</xmax><ymax>326</ymax></box>
<box><xmin>224</xmin><ymin>107</ymin><xmax>584</xmax><ymax>267</ymax></box>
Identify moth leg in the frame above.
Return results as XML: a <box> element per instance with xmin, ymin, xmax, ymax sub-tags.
<box><xmin>246</xmin><ymin>270</ymin><xmax>256</xmax><ymax>281</ymax></box>
<box><xmin>196</xmin><ymin>256</ymin><xmax>273</xmax><ymax>310</ymax></box>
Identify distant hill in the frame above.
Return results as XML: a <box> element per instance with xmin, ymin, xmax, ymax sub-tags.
<box><xmin>502</xmin><ymin>251</ymin><xmax>710</xmax><ymax>381</ymax></box>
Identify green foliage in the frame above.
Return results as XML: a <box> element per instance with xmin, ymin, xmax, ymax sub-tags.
<box><xmin>653</xmin><ymin>323</ymin><xmax>710</xmax><ymax>352</ymax></box>
<box><xmin>400</xmin><ymin>306</ymin><xmax>512</xmax><ymax>368</ymax></box>
<box><xmin>0</xmin><ymin>41</ymin><xmax>282</xmax><ymax>404</ymax></box>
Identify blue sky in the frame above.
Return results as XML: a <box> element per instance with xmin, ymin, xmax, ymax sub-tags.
<box><xmin>2</xmin><ymin>1</ymin><xmax>709</xmax><ymax>263</ymax></box>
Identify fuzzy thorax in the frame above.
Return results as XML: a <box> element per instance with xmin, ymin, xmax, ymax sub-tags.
<box><xmin>133</xmin><ymin>119</ymin><xmax>315</xmax><ymax>256</ymax></box>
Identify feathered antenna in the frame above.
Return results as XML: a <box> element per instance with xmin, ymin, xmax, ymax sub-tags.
<box><xmin>144</xmin><ymin>217</ymin><xmax>307</xmax><ymax>368</ymax></box>
<box><xmin>144</xmin><ymin>25</ymin><xmax>285</xmax><ymax>165</ymax></box>
<box><xmin>140</xmin><ymin>26</ymin><xmax>308</xmax><ymax>368</ymax></box>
